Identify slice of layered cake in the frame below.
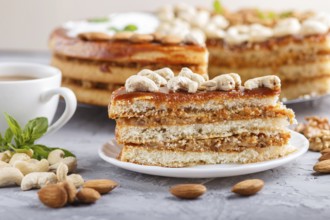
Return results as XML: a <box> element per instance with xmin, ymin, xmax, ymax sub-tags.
<box><xmin>109</xmin><ymin>67</ymin><xmax>296</xmax><ymax>167</ymax></box>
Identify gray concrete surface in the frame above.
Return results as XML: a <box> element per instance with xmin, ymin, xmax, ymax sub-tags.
<box><xmin>0</xmin><ymin>52</ymin><xmax>330</xmax><ymax>220</ymax></box>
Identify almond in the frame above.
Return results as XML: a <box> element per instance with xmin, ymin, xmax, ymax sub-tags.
<box><xmin>78</xmin><ymin>32</ymin><xmax>112</xmax><ymax>41</ymax></box>
<box><xmin>319</xmin><ymin>152</ymin><xmax>330</xmax><ymax>161</ymax></box>
<box><xmin>59</xmin><ymin>181</ymin><xmax>77</xmax><ymax>203</ymax></box>
<box><xmin>232</xmin><ymin>179</ymin><xmax>264</xmax><ymax>196</ymax></box>
<box><xmin>321</xmin><ymin>148</ymin><xmax>330</xmax><ymax>155</ymax></box>
<box><xmin>83</xmin><ymin>179</ymin><xmax>118</xmax><ymax>194</ymax></box>
<box><xmin>38</xmin><ymin>184</ymin><xmax>68</xmax><ymax>208</ymax></box>
<box><xmin>76</xmin><ymin>188</ymin><xmax>101</xmax><ymax>204</ymax></box>
<box><xmin>313</xmin><ymin>160</ymin><xmax>330</xmax><ymax>173</ymax></box>
<box><xmin>170</xmin><ymin>184</ymin><xmax>206</xmax><ymax>199</ymax></box>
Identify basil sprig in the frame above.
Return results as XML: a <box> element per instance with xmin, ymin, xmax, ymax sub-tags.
<box><xmin>0</xmin><ymin>113</ymin><xmax>75</xmax><ymax>160</ymax></box>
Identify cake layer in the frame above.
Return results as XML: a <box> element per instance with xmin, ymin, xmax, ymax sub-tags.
<box><xmin>207</xmin><ymin>33</ymin><xmax>330</xmax><ymax>68</ymax></box>
<box><xmin>109</xmin><ymin>87</ymin><xmax>280</xmax><ymax>118</ymax></box>
<box><xmin>116</xmin><ymin>117</ymin><xmax>290</xmax><ymax>144</ymax></box>
<box><xmin>50</xmin><ymin>28</ymin><xmax>208</xmax><ymax>65</ymax></box>
<box><xmin>281</xmin><ymin>76</ymin><xmax>330</xmax><ymax>99</ymax></box>
<box><xmin>116</xmin><ymin>104</ymin><xmax>294</xmax><ymax>126</ymax></box>
<box><xmin>119</xmin><ymin>144</ymin><xmax>295</xmax><ymax>167</ymax></box>
<box><xmin>52</xmin><ymin>54</ymin><xmax>208</xmax><ymax>84</ymax></box>
<box><xmin>209</xmin><ymin>59</ymin><xmax>330</xmax><ymax>82</ymax></box>
<box><xmin>125</xmin><ymin>132</ymin><xmax>290</xmax><ymax>152</ymax></box>
<box><xmin>62</xmin><ymin>81</ymin><xmax>118</xmax><ymax>106</ymax></box>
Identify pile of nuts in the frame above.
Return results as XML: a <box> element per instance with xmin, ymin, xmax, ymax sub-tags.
<box><xmin>295</xmin><ymin>116</ymin><xmax>330</xmax><ymax>152</ymax></box>
<box><xmin>0</xmin><ymin>149</ymin><xmax>119</xmax><ymax>208</ymax></box>
<box><xmin>170</xmin><ymin>179</ymin><xmax>264</xmax><ymax>199</ymax></box>
<box><xmin>38</xmin><ymin>179</ymin><xmax>118</xmax><ymax>208</ymax></box>
<box><xmin>0</xmin><ymin>149</ymin><xmax>80</xmax><ymax>190</ymax></box>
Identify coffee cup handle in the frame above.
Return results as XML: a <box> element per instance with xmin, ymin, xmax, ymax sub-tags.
<box><xmin>40</xmin><ymin>87</ymin><xmax>77</xmax><ymax>135</ymax></box>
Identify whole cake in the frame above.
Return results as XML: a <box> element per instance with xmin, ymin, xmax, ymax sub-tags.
<box><xmin>49</xmin><ymin>2</ymin><xmax>330</xmax><ymax>105</ymax></box>
<box><xmin>109</xmin><ymin>68</ymin><xmax>295</xmax><ymax>167</ymax></box>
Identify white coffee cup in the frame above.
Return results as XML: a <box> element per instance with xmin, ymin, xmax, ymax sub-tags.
<box><xmin>0</xmin><ymin>62</ymin><xmax>77</xmax><ymax>134</ymax></box>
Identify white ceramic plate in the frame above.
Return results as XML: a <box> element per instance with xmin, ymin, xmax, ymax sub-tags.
<box><xmin>283</xmin><ymin>93</ymin><xmax>330</xmax><ymax>105</ymax></box>
<box><xmin>99</xmin><ymin>131</ymin><xmax>309</xmax><ymax>178</ymax></box>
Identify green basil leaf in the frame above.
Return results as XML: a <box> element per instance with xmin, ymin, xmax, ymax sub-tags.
<box><xmin>0</xmin><ymin>133</ymin><xmax>3</xmax><ymax>145</ymax></box>
<box><xmin>49</xmin><ymin>147</ymin><xmax>76</xmax><ymax>158</ymax></box>
<box><xmin>213</xmin><ymin>0</ymin><xmax>224</xmax><ymax>14</ymax></box>
<box><xmin>23</xmin><ymin>117</ymin><xmax>48</xmax><ymax>143</ymax></box>
<box><xmin>30</xmin><ymin>144</ymin><xmax>52</xmax><ymax>160</ymax></box>
<box><xmin>123</xmin><ymin>24</ymin><xmax>138</xmax><ymax>32</ymax></box>
<box><xmin>4</xmin><ymin>113</ymin><xmax>22</xmax><ymax>137</ymax></box>
<box><xmin>4</xmin><ymin>128</ymin><xmax>13</xmax><ymax>144</ymax></box>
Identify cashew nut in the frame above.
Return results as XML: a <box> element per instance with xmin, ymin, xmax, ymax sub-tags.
<box><xmin>67</xmin><ymin>174</ymin><xmax>84</xmax><ymax>188</ymax></box>
<box><xmin>48</xmin><ymin>149</ymin><xmax>65</xmax><ymax>165</ymax></box>
<box><xmin>56</xmin><ymin>163</ymin><xmax>68</xmax><ymax>182</ymax></box>
<box><xmin>50</xmin><ymin>157</ymin><xmax>77</xmax><ymax>173</ymax></box>
<box><xmin>154</xmin><ymin>68</ymin><xmax>174</xmax><ymax>81</ymax></box>
<box><xmin>0</xmin><ymin>150</ymin><xmax>13</xmax><ymax>162</ymax></box>
<box><xmin>14</xmin><ymin>159</ymin><xmax>49</xmax><ymax>175</ymax></box>
<box><xmin>244</xmin><ymin>75</ymin><xmax>281</xmax><ymax>90</ymax></box>
<box><xmin>9</xmin><ymin>153</ymin><xmax>30</xmax><ymax>166</ymax></box>
<box><xmin>21</xmin><ymin>172</ymin><xmax>57</xmax><ymax>191</ymax></box>
<box><xmin>201</xmin><ymin>75</ymin><xmax>234</xmax><ymax>91</ymax></box>
<box><xmin>137</xmin><ymin>69</ymin><xmax>167</xmax><ymax>86</ymax></box>
<box><xmin>167</xmin><ymin>76</ymin><xmax>198</xmax><ymax>93</ymax></box>
<box><xmin>0</xmin><ymin>161</ymin><xmax>10</xmax><ymax>168</ymax></box>
<box><xmin>0</xmin><ymin>167</ymin><xmax>24</xmax><ymax>187</ymax></box>
<box><xmin>178</xmin><ymin>67</ymin><xmax>205</xmax><ymax>85</ymax></box>
<box><xmin>125</xmin><ymin>75</ymin><xmax>159</xmax><ymax>92</ymax></box>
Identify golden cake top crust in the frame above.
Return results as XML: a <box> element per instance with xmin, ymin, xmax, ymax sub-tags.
<box><xmin>49</xmin><ymin>28</ymin><xmax>208</xmax><ymax>64</ymax></box>
<box><xmin>111</xmin><ymin>86</ymin><xmax>279</xmax><ymax>103</ymax></box>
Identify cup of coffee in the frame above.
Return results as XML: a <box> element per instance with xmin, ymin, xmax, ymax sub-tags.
<box><xmin>0</xmin><ymin>62</ymin><xmax>77</xmax><ymax>134</ymax></box>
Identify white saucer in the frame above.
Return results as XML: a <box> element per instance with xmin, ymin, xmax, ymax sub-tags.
<box><xmin>98</xmin><ymin>131</ymin><xmax>309</xmax><ymax>178</ymax></box>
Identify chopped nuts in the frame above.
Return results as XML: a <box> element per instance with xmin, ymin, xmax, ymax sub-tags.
<box><xmin>83</xmin><ymin>179</ymin><xmax>118</xmax><ymax>194</ymax></box>
<box><xmin>170</xmin><ymin>184</ymin><xmax>207</xmax><ymax>199</ymax></box>
<box><xmin>295</xmin><ymin>116</ymin><xmax>330</xmax><ymax>152</ymax></box>
<box><xmin>232</xmin><ymin>179</ymin><xmax>264</xmax><ymax>196</ymax></box>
